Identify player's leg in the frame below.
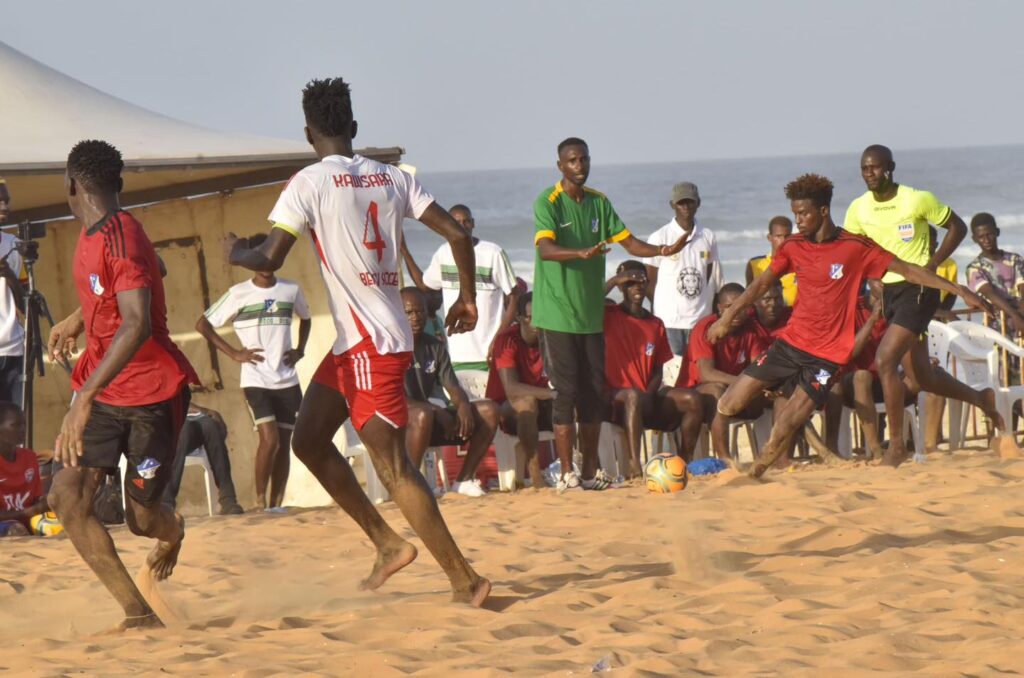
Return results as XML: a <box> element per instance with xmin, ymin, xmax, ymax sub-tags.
<box><xmin>698</xmin><ymin>382</ymin><xmax>730</xmax><ymax>459</ymax></box>
<box><xmin>577</xmin><ymin>332</ymin><xmax>607</xmax><ymax>484</ymax></box>
<box><xmin>659</xmin><ymin>388</ymin><xmax>703</xmax><ymax>461</ymax></box>
<box><xmin>613</xmin><ymin>388</ymin><xmax>645</xmax><ymax>478</ymax></box>
<box><xmin>454</xmin><ymin>399</ymin><xmax>500</xmax><ymax>484</ymax></box>
<box><xmin>191</xmin><ymin>414</ymin><xmax>242</xmax><ymax>513</ymax></box>
<box><xmin>506</xmin><ymin>396</ymin><xmax>546</xmax><ymax>488</ymax></box>
<box><xmin>847</xmin><ymin>370</ymin><xmax>883</xmax><ymax>459</ymax></box>
<box><xmin>405</xmin><ymin>401</ymin><xmax>436</xmax><ymax>470</ymax></box>
<box><xmin>903</xmin><ymin>340</ymin><xmax>1002</xmax><ymax>435</ymax></box>
<box><xmin>923</xmin><ymin>392</ymin><xmax>946</xmax><ymax>452</ymax></box>
<box><xmin>752</xmin><ymin>387</ymin><xmax>819</xmax><ymax>477</ymax></box>
<box><xmin>540</xmin><ymin>330</ymin><xmax>580</xmax><ymax>485</ymax></box>
<box><xmin>162</xmin><ymin>416</ymin><xmax>199</xmax><ymax>508</ymax></box>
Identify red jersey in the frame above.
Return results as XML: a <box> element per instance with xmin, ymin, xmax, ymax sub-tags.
<box><xmin>485</xmin><ymin>324</ymin><xmax>548</xmax><ymax>403</ymax></box>
<box><xmin>770</xmin><ymin>230</ymin><xmax>894</xmax><ymax>365</ymax></box>
<box><xmin>848</xmin><ymin>300</ymin><xmax>888</xmax><ymax>375</ymax></box>
<box><xmin>72</xmin><ymin>210</ymin><xmax>198</xmax><ymax>406</ymax></box>
<box><xmin>0</xmin><ymin>448</ymin><xmax>42</xmax><ymax>524</ymax></box>
<box><xmin>604</xmin><ymin>305</ymin><xmax>674</xmax><ymax>390</ymax></box>
<box><xmin>677</xmin><ymin>313</ymin><xmax>769</xmax><ymax>388</ymax></box>
<box><xmin>754</xmin><ymin>306</ymin><xmax>792</xmax><ymax>341</ymax></box>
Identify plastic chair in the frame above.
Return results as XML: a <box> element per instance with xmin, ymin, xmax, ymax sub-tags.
<box><xmin>421</xmin><ymin>448</ymin><xmax>450</xmax><ymax>493</ymax></box>
<box><xmin>696</xmin><ymin>411</ymin><xmax>769</xmax><ymax>463</ymax></box>
<box><xmin>493</xmin><ymin>429</ymin><xmax>555</xmax><ymax>491</ymax></box>
<box><xmin>341</xmin><ymin>421</ymin><xmax>389</xmax><ymax>504</ymax></box>
<box><xmin>929</xmin><ymin>321</ymin><xmax>997</xmax><ymax>448</ymax></box>
<box><xmin>119</xmin><ymin>446</ymin><xmax>216</xmax><ymax>516</ymax></box>
<box><xmin>949</xmin><ymin>320</ymin><xmax>1024</xmax><ymax>438</ymax></box>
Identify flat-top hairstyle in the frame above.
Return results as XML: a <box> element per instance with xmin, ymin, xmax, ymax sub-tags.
<box><xmin>970</xmin><ymin>212</ymin><xmax>997</xmax><ymax>230</ymax></box>
<box><xmin>768</xmin><ymin>215</ymin><xmax>793</xmax><ymax>232</ymax></box>
<box><xmin>557</xmin><ymin>137</ymin><xmax>588</xmax><ymax>156</ymax></box>
<box><xmin>67</xmin><ymin>140</ymin><xmax>123</xmax><ymax>194</ymax></box>
<box><xmin>785</xmin><ymin>174</ymin><xmax>834</xmax><ymax>208</ymax></box>
<box><xmin>517</xmin><ymin>291</ymin><xmax>533</xmax><ymax>317</ymax></box>
<box><xmin>302</xmin><ymin>78</ymin><xmax>354</xmax><ymax>137</ymax></box>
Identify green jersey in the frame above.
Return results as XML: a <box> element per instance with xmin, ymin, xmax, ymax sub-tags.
<box><xmin>843</xmin><ymin>184</ymin><xmax>952</xmax><ymax>284</ymax></box>
<box><xmin>532</xmin><ymin>181</ymin><xmax>629</xmax><ymax>334</ymax></box>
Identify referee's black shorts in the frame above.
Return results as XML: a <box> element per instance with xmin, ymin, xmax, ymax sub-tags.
<box><xmin>883</xmin><ymin>281</ymin><xmax>940</xmax><ymax>336</ymax></box>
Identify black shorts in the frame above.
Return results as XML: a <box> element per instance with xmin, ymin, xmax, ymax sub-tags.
<box><xmin>244</xmin><ymin>385</ymin><xmax>302</xmax><ymax>429</ymax></box>
<box><xmin>80</xmin><ymin>388</ymin><xmax>190</xmax><ymax>506</ymax></box>
<box><xmin>883</xmin><ymin>281</ymin><xmax>940</xmax><ymax>335</ymax></box>
<box><xmin>499</xmin><ymin>399</ymin><xmax>555</xmax><ymax>435</ymax></box>
<box><xmin>743</xmin><ymin>340</ymin><xmax>839</xmax><ymax>408</ymax></box>
<box><xmin>428</xmin><ymin>406</ymin><xmax>467</xmax><ymax>447</ymax></box>
<box><xmin>540</xmin><ymin>330</ymin><xmax>605</xmax><ymax>425</ymax></box>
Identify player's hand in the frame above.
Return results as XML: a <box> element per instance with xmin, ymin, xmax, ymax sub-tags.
<box><xmin>537</xmin><ymin>388</ymin><xmax>557</xmax><ymax>401</ymax></box>
<box><xmin>579</xmin><ymin>242</ymin><xmax>610</xmax><ymax>260</ymax></box>
<box><xmin>706</xmin><ymin>318</ymin><xmax>729</xmax><ymax>344</ymax></box>
<box><xmin>445</xmin><ymin>298</ymin><xmax>478</xmax><ymax>335</ymax></box>
<box><xmin>608</xmin><ymin>270</ymin><xmax>645</xmax><ymax>288</ymax></box>
<box><xmin>959</xmin><ymin>286</ymin><xmax>993</xmax><ymax>315</ymax></box>
<box><xmin>47</xmin><ymin>316</ymin><xmax>82</xmax><ymax>366</ymax></box>
<box><xmin>283</xmin><ymin>348</ymin><xmax>304</xmax><ymax>366</ymax></box>
<box><xmin>664</xmin><ymin>233</ymin><xmax>691</xmax><ymax>256</ymax></box>
<box><xmin>223</xmin><ymin>232</ymin><xmax>242</xmax><ymax>265</ymax></box>
<box><xmin>54</xmin><ymin>396</ymin><xmax>94</xmax><ymax>467</ymax></box>
<box><xmin>0</xmin><ymin>251</ymin><xmax>14</xmax><ymax>279</ymax></box>
<box><xmin>455</xmin><ymin>401</ymin><xmax>475</xmax><ymax>440</ymax></box>
<box><xmin>232</xmin><ymin>347</ymin><xmax>265</xmax><ymax>364</ymax></box>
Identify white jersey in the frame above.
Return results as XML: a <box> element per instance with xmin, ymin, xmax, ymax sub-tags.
<box><xmin>269</xmin><ymin>154</ymin><xmax>434</xmax><ymax>355</ymax></box>
<box><xmin>204</xmin><ymin>278</ymin><xmax>310</xmax><ymax>389</ymax></box>
<box><xmin>423</xmin><ymin>238</ymin><xmax>516</xmax><ymax>366</ymax></box>
<box><xmin>643</xmin><ymin>221</ymin><xmax>721</xmax><ymax>330</ymax></box>
<box><xmin>0</xmin><ymin>234</ymin><xmax>24</xmax><ymax>356</ymax></box>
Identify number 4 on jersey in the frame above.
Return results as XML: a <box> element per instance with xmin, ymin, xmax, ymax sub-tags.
<box><xmin>363</xmin><ymin>201</ymin><xmax>386</xmax><ymax>262</ymax></box>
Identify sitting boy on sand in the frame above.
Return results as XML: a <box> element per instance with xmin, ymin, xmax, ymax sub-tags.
<box><xmin>0</xmin><ymin>404</ymin><xmax>48</xmax><ymax>536</ymax></box>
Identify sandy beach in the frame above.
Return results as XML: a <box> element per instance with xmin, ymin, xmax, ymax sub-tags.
<box><xmin>4</xmin><ymin>447</ymin><xmax>1024</xmax><ymax>676</ymax></box>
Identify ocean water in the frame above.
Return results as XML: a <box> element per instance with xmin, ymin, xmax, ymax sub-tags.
<box><xmin>403</xmin><ymin>145</ymin><xmax>1024</xmax><ymax>290</ymax></box>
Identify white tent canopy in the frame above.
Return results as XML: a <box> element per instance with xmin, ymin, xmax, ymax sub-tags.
<box><xmin>0</xmin><ymin>41</ymin><xmax>402</xmax><ymax>221</ymax></box>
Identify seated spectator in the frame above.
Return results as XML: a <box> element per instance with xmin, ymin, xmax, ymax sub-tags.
<box><xmin>754</xmin><ymin>282</ymin><xmax>791</xmax><ymax>339</ymax></box>
<box><xmin>0</xmin><ymin>403</ymin><xmax>47</xmax><ymax>536</ymax></box>
<box><xmin>746</xmin><ymin>216</ymin><xmax>798</xmax><ymax>306</ymax></box>
<box><xmin>162</xmin><ymin>401</ymin><xmax>244</xmax><ymax>515</ymax></box>
<box><xmin>837</xmin><ymin>286</ymin><xmax>889</xmax><ymax>459</ymax></box>
<box><xmin>401</xmin><ymin>288</ymin><xmax>500</xmax><ymax>498</ymax></box>
<box><xmin>604</xmin><ymin>262</ymin><xmax>703</xmax><ymax>474</ymax></box>
<box><xmin>485</xmin><ymin>292</ymin><xmax>556</xmax><ymax>489</ymax></box>
<box><xmin>678</xmin><ymin>283</ymin><xmax>770</xmax><ymax>458</ymax></box>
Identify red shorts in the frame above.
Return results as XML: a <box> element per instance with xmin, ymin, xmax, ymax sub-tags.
<box><xmin>312</xmin><ymin>336</ymin><xmax>413</xmax><ymax>431</ymax></box>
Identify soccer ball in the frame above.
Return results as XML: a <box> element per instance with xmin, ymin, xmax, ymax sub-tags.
<box><xmin>644</xmin><ymin>452</ymin><xmax>688</xmax><ymax>494</ymax></box>
<box><xmin>30</xmin><ymin>511</ymin><xmax>64</xmax><ymax>537</ymax></box>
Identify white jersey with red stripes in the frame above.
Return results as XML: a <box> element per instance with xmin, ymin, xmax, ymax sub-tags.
<box><xmin>269</xmin><ymin>154</ymin><xmax>435</xmax><ymax>355</ymax></box>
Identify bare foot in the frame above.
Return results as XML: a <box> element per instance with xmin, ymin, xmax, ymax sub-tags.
<box><xmin>452</xmin><ymin>577</ymin><xmax>491</xmax><ymax>607</ymax></box>
<box><xmin>980</xmin><ymin>388</ymin><xmax>1006</xmax><ymax>432</ymax></box>
<box><xmin>749</xmin><ymin>463</ymin><xmax>769</xmax><ymax>479</ymax></box>
<box><xmin>147</xmin><ymin>513</ymin><xmax>184</xmax><ymax>581</ymax></box>
<box><xmin>117</xmin><ymin>612</ymin><xmax>164</xmax><ymax>631</ymax></box>
<box><xmin>882</xmin><ymin>446</ymin><xmax>907</xmax><ymax>468</ymax></box>
<box><xmin>359</xmin><ymin>541</ymin><xmax>418</xmax><ymax>591</ymax></box>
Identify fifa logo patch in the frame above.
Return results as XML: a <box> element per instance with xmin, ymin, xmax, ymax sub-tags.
<box><xmin>829</xmin><ymin>264</ymin><xmax>844</xmax><ymax>280</ymax></box>
<box><xmin>89</xmin><ymin>274</ymin><xmax>105</xmax><ymax>295</ymax></box>
<box><xmin>645</xmin><ymin>342</ymin><xmax>655</xmax><ymax>356</ymax></box>
<box><xmin>898</xmin><ymin>223</ymin><xmax>914</xmax><ymax>243</ymax></box>
<box><xmin>591</xmin><ymin>218</ymin><xmax>599</xmax><ymax>233</ymax></box>
<box><xmin>136</xmin><ymin>457</ymin><xmax>161</xmax><ymax>480</ymax></box>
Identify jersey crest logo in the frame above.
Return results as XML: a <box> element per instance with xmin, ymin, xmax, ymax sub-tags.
<box><xmin>424</xmin><ymin>359</ymin><xmax>436</xmax><ymax>374</ymax></box>
<box><xmin>591</xmin><ymin>218</ymin><xmax>599</xmax><ymax>233</ymax></box>
<box><xmin>24</xmin><ymin>468</ymin><xmax>34</xmax><ymax>483</ymax></box>
<box><xmin>829</xmin><ymin>264</ymin><xmax>844</xmax><ymax>280</ymax></box>
<box><xmin>814</xmin><ymin>368</ymin><xmax>832</xmax><ymax>385</ymax></box>
<box><xmin>136</xmin><ymin>457</ymin><xmax>161</xmax><ymax>480</ymax></box>
<box><xmin>645</xmin><ymin>342</ymin><xmax>655</xmax><ymax>356</ymax></box>
<box><xmin>264</xmin><ymin>299</ymin><xmax>277</xmax><ymax>313</ymax></box>
<box><xmin>737</xmin><ymin>351</ymin><xmax>746</xmax><ymax>364</ymax></box>
<box><xmin>898</xmin><ymin>223</ymin><xmax>915</xmax><ymax>242</ymax></box>
<box><xmin>89</xmin><ymin>274</ymin><xmax>105</xmax><ymax>295</ymax></box>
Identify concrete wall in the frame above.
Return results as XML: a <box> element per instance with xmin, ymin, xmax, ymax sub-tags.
<box><xmin>34</xmin><ymin>183</ymin><xmax>354</xmax><ymax>515</ymax></box>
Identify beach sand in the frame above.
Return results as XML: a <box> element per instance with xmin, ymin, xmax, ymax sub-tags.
<box><xmin>4</xmin><ymin>448</ymin><xmax>1024</xmax><ymax>676</ymax></box>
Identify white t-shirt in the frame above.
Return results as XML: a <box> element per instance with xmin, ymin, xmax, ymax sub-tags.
<box><xmin>0</xmin><ymin>234</ymin><xmax>24</xmax><ymax>356</ymax></box>
<box><xmin>268</xmin><ymin>154</ymin><xmax>434</xmax><ymax>356</ymax></box>
<box><xmin>204</xmin><ymin>278</ymin><xmax>310</xmax><ymax>389</ymax></box>
<box><xmin>422</xmin><ymin>239</ymin><xmax>516</xmax><ymax>366</ymax></box>
<box><xmin>644</xmin><ymin>221</ymin><xmax>721</xmax><ymax>330</ymax></box>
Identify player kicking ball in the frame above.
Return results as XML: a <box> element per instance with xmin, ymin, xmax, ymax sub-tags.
<box><xmin>225</xmin><ymin>78</ymin><xmax>489</xmax><ymax>606</ymax></box>
<box><xmin>708</xmin><ymin>174</ymin><xmax>989</xmax><ymax>478</ymax></box>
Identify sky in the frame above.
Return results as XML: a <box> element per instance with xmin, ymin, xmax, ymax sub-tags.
<box><xmin>4</xmin><ymin>0</ymin><xmax>1023</xmax><ymax>172</ymax></box>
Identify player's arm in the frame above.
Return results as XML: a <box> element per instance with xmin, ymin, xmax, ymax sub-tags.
<box><xmin>745</xmin><ymin>260</ymin><xmax>755</xmax><ymax>285</ymax></box>
<box><xmin>47</xmin><ymin>306</ymin><xmax>84</xmax><ymax>365</ymax></box>
<box><xmin>697</xmin><ymin>357</ymin><xmax>739</xmax><ymax>386</ymax></box>
<box><xmin>604</xmin><ymin>270</ymin><xmax>645</xmax><ymax>295</ymax></box>
<box><xmin>928</xmin><ymin>211</ymin><xmax>967</xmax><ymax>271</ymax></box>
<box><xmin>618</xmin><ymin>233</ymin><xmax>689</xmax><ymax>259</ymax></box>
<box><xmin>0</xmin><ymin>494</ymin><xmax>46</xmax><ymax>522</ymax></box>
<box><xmin>194</xmin><ymin>315</ymin><xmax>264</xmax><ymax>365</ymax></box>
<box><xmin>499</xmin><ymin>367</ymin><xmax>555</xmax><ymax>400</ymax></box>
<box><xmin>438</xmin><ymin>349</ymin><xmax>475</xmax><ymax>439</ymax></box>
<box><xmin>970</xmin><ymin>281</ymin><xmax>1024</xmax><ymax>335</ymax></box>
<box><xmin>0</xmin><ymin>254</ymin><xmax>25</xmax><ymax>304</ymax></box>
<box><xmin>647</xmin><ymin>365</ymin><xmax>664</xmax><ymax>394</ymax></box>
<box><xmin>417</xmin><ymin>202</ymin><xmax>477</xmax><ymax>335</ymax></box>
<box><xmin>708</xmin><ymin>268</ymin><xmax>779</xmax><ymax>343</ymax></box>
<box><xmin>644</xmin><ymin>264</ymin><xmax>658</xmax><ymax>303</ymax></box>
<box><xmin>888</xmin><ymin>259</ymin><xmax>993</xmax><ymax>316</ymax></box>
<box><xmin>536</xmin><ymin>237</ymin><xmax>609</xmax><ymax>261</ymax></box>
<box><xmin>849</xmin><ymin>304</ymin><xmax>883</xmax><ymax>362</ymax></box>
<box><xmin>55</xmin><ymin>289</ymin><xmax>152</xmax><ymax>465</ymax></box>
<box><xmin>226</xmin><ymin>228</ymin><xmax>296</xmax><ymax>272</ymax></box>
<box><xmin>290</xmin><ymin>317</ymin><xmax>312</xmax><ymax>365</ymax></box>
<box><xmin>400</xmin><ymin>236</ymin><xmax>431</xmax><ymax>291</ymax></box>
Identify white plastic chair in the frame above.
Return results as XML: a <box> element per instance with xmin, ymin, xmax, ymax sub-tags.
<box><xmin>696</xmin><ymin>411</ymin><xmax>770</xmax><ymax>463</ymax></box>
<box><xmin>119</xmin><ymin>446</ymin><xmax>216</xmax><ymax>516</ymax></box>
<box><xmin>949</xmin><ymin>320</ymin><xmax>1024</xmax><ymax>438</ymax></box>
<box><xmin>493</xmin><ymin>429</ymin><xmax>555</xmax><ymax>491</ymax></box>
<box><xmin>341</xmin><ymin>421</ymin><xmax>389</xmax><ymax>505</ymax></box>
<box><xmin>927</xmin><ymin>321</ymin><xmax>996</xmax><ymax>448</ymax></box>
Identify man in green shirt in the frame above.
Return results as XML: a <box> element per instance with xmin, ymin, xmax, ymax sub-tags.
<box><xmin>533</xmin><ymin>137</ymin><xmax>687</xmax><ymax>492</ymax></box>
<box><xmin>844</xmin><ymin>144</ymin><xmax>1003</xmax><ymax>467</ymax></box>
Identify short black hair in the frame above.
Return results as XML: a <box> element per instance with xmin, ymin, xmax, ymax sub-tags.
<box><xmin>67</xmin><ymin>140</ymin><xmax>123</xmax><ymax>194</ymax></box>
<box><xmin>785</xmin><ymin>174</ymin><xmax>834</xmax><ymax>209</ymax></box>
<box><xmin>302</xmin><ymin>78</ymin><xmax>354</xmax><ymax>137</ymax></box>
<box><xmin>768</xmin><ymin>215</ymin><xmax>793</xmax><ymax>233</ymax></box>
<box><xmin>862</xmin><ymin>144</ymin><xmax>894</xmax><ymax>163</ymax></box>
<box><xmin>400</xmin><ymin>286</ymin><xmax>423</xmax><ymax>299</ymax></box>
<box><xmin>425</xmin><ymin>289</ymin><xmax>443</xmax><ymax>315</ymax></box>
<box><xmin>449</xmin><ymin>204</ymin><xmax>472</xmax><ymax>217</ymax></box>
<box><xmin>719</xmin><ymin>282</ymin><xmax>745</xmax><ymax>297</ymax></box>
<box><xmin>517</xmin><ymin>291</ymin><xmax>533</xmax><ymax>317</ymax></box>
<box><xmin>617</xmin><ymin>260</ymin><xmax>645</xmax><ymax>274</ymax></box>
<box><xmin>557</xmin><ymin>137</ymin><xmax>588</xmax><ymax>156</ymax></box>
<box><xmin>0</xmin><ymin>401</ymin><xmax>22</xmax><ymax>424</ymax></box>
<box><xmin>970</xmin><ymin>212</ymin><xmax>997</xmax><ymax>230</ymax></box>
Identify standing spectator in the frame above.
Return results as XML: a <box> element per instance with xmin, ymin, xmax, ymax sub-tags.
<box><xmin>0</xmin><ymin>403</ymin><xmax>46</xmax><ymax>536</ymax></box>
<box><xmin>485</xmin><ymin>292</ymin><xmax>556</xmax><ymax>490</ymax></box>
<box><xmin>605</xmin><ymin>262</ymin><xmax>703</xmax><ymax>472</ymax></box>
<box><xmin>678</xmin><ymin>283</ymin><xmax>770</xmax><ymax>458</ymax></box>
<box><xmin>533</xmin><ymin>137</ymin><xmax>688</xmax><ymax>492</ymax></box>
<box><xmin>404</xmin><ymin>205</ymin><xmax>518</xmax><ymax>372</ymax></box>
<box><xmin>965</xmin><ymin>213</ymin><xmax>1024</xmax><ymax>334</ymax></box>
<box><xmin>197</xmin><ymin>234</ymin><xmax>312</xmax><ymax>510</ymax></box>
<box><xmin>746</xmin><ymin>216</ymin><xmax>798</xmax><ymax>307</ymax></box>
<box><xmin>0</xmin><ymin>178</ymin><xmax>26</xmax><ymax>406</ymax></box>
<box><xmin>645</xmin><ymin>182</ymin><xmax>720</xmax><ymax>356</ymax></box>
<box><xmin>162</xmin><ymin>401</ymin><xmax>244</xmax><ymax>515</ymax></box>
<box><xmin>401</xmin><ymin>288</ymin><xmax>500</xmax><ymax>498</ymax></box>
